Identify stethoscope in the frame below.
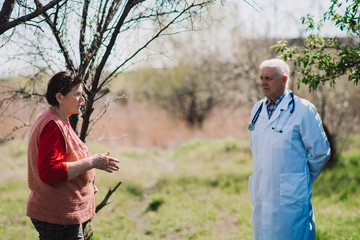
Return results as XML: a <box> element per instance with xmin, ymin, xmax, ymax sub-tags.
<box><xmin>248</xmin><ymin>92</ymin><xmax>295</xmax><ymax>133</ymax></box>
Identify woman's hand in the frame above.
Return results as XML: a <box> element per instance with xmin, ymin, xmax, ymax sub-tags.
<box><xmin>91</xmin><ymin>152</ymin><xmax>120</xmax><ymax>173</ymax></box>
<box><xmin>66</xmin><ymin>152</ymin><xmax>120</xmax><ymax>181</ymax></box>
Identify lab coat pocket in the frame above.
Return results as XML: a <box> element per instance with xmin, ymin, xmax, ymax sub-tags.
<box><xmin>280</xmin><ymin>173</ymin><xmax>308</xmax><ymax>206</ymax></box>
<box><xmin>272</xmin><ymin>126</ymin><xmax>293</xmax><ymax>149</ymax></box>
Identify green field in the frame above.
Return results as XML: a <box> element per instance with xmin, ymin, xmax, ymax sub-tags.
<box><xmin>0</xmin><ymin>137</ymin><xmax>359</xmax><ymax>239</ymax></box>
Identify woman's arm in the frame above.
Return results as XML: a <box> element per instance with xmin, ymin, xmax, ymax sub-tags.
<box><xmin>38</xmin><ymin>121</ymin><xmax>120</xmax><ymax>183</ymax></box>
<box><xmin>66</xmin><ymin>152</ymin><xmax>120</xmax><ymax>181</ymax></box>
<box><xmin>38</xmin><ymin>121</ymin><xmax>68</xmax><ymax>184</ymax></box>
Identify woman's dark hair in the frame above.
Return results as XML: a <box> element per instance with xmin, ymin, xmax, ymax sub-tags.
<box><xmin>46</xmin><ymin>71</ymin><xmax>83</xmax><ymax>106</ymax></box>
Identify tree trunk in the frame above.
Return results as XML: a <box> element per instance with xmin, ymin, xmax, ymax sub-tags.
<box><xmin>323</xmin><ymin>123</ymin><xmax>337</xmax><ymax>169</ymax></box>
<box><xmin>79</xmin><ymin>97</ymin><xmax>95</xmax><ymax>142</ymax></box>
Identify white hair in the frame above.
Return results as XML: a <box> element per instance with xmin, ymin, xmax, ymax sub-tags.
<box><xmin>259</xmin><ymin>58</ymin><xmax>291</xmax><ymax>89</ymax></box>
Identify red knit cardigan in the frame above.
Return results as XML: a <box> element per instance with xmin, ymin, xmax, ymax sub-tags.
<box><xmin>27</xmin><ymin>107</ymin><xmax>96</xmax><ymax>225</ymax></box>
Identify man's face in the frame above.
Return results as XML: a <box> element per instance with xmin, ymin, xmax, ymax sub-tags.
<box><xmin>260</xmin><ymin>67</ymin><xmax>287</xmax><ymax>101</ymax></box>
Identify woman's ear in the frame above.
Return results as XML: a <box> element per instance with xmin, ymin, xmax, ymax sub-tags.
<box><xmin>55</xmin><ymin>92</ymin><xmax>63</xmax><ymax>105</ymax></box>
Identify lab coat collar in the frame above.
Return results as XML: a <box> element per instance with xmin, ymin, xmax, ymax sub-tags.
<box><xmin>263</xmin><ymin>89</ymin><xmax>292</xmax><ymax>125</ymax></box>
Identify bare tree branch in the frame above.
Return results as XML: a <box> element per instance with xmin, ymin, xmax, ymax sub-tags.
<box><xmin>79</xmin><ymin>0</ymin><xmax>140</xmax><ymax>140</ymax></box>
<box><xmin>78</xmin><ymin>0</ymin><xmax>123</xmax><ymax>77</ymax></box>
<box><xmin>102</xmin><ymin>2</ymin><xmax>209</xmax><ymax>87</ymax></box>
<box><xmin>0</xmin><ymin>0</ymin><xmax>64</xmax><ymax>35</ymax></box>
<box><xmin>79</xmin><ymin>0</ymin><xmax>90</xmax><ymax>67</ymax></box>
<box><xmin>93</xmin><ymin>0</ymin><xmax>144</xmax><ymax>90</ymax></box>
<box><xmin>95</xmin><ymin>181</ymin><xmax>122</xmax><ymax>213</ymax></box>
<box><xmin>0</xmin><ymin>0</ymin><xmax>16</xmax><ymax>24</ymax></box>
<box><xmin>35</xmin><ymin>0</ymin><xmax>74</xmax><ymax>70</ymax></box>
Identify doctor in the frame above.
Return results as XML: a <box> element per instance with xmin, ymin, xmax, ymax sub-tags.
<box><xmin>248</xmin><ymin>58</ymin><xmax>331</xmax><ymax>240</ymax></box>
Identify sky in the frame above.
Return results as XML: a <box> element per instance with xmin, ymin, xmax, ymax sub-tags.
<box><xmin>234</xmin><ymin>0</ymin><xmax>343</xmax><ymax>38</ymax></box>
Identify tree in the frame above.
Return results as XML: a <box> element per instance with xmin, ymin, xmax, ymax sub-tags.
<box><xmin>273</xmin><ymin>0</ymin><xmax>360</xmax><ymax>168</ymax></box>
<box><xmin>1</xmin><ymin>0</ymin><xmax>219</xmax><ymax>142</ymax></box>
<box><xmin>273</xmin><ymin>0</ymin><xmax>359</xmax><ymax>91</ymax></box>
<box><xmin>137</xmin><ymin>62</ymin><xmax>223</xmax><ymax>128</ymax></box>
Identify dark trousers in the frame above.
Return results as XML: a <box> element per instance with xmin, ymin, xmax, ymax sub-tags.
<box><xmin>31</xmin><ymin>218</ymin><xmax>84</xmax><ymax>240</ymax></box>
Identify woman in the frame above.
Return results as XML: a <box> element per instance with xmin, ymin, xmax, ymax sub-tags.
<box><xmin>27</xmin><ymin>71</ymin><xmax>120</xmax><ymax>239</ymax></box>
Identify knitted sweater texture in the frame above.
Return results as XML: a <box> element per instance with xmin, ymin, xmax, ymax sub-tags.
<box><xmin>27</xmin><ymin>107</ymin><xmax>96</xmax><ymax>225</ymax></box>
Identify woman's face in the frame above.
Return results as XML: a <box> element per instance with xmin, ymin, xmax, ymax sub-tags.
<box><xmin>58</xmin><ymin>84</ymin><xmax>84</xmax><ymax>117</ymax></box>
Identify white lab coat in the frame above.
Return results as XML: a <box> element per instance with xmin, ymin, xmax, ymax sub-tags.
<box><xmin>248</xmin><ymin>90</ymin><xmax>330</xmax><ymax>240</ymax></box>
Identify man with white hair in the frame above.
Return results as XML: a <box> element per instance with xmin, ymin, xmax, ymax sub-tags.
<box><xmin>248</xmin><ymin>58</ymin><xmax>331</xmax><ymax>240</ymax></box>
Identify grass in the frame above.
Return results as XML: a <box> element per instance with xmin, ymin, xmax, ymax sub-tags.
<box><xmin>313</xmin><ymin>148</ymin><xmax>360</xmax><ymax>240</ymax></box>
<box><xmin>0</xmin><ymin>137</ymin><xmax>360</xmax><ymax>239</ymax></box>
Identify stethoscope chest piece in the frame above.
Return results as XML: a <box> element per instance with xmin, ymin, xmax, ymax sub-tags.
<box><xmin>248</xmin><ymin>102</ymin><xmax>263</xmax><ymax>132</ymax></box>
